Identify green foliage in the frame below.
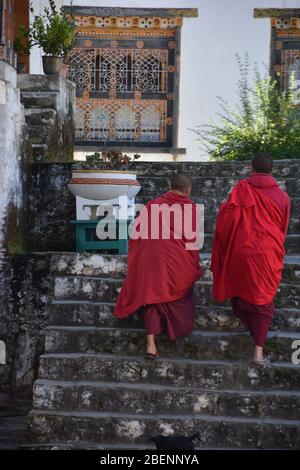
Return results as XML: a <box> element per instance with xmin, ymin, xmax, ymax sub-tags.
<box><xmin>191</xmin><ymin>54</ymin><xmax>300</xmax><ymax>160</ymax></box>
<box><xmin>86</xmin><ymin>151</ymin><xmax>141</xmax><ymax>171</ymax></box>
<box><xmin>13</xmin><ymin>25</ymin><xmax>33</xmax><ymax>56</ymax></box>
<box><xmin>30</xmin><ymin>0</ymin><xmax>76</xmax><ymax>57</ymax></box>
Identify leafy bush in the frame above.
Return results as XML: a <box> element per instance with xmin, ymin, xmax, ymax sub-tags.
<box><xmin>86</xmin><ymin>151</ymin><xmax>141</xmax><ymax>171</ymax></box>
<box><xmin>30</xmin><ymin>0</ymin><xmax>76</xmax><ymax>57</ymax></box>
<box><xmin>191</xmin><ymin>54</ymin><xmax>300</xmax><ymax>160</ymax></box>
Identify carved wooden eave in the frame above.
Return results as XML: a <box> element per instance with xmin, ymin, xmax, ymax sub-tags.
<box><xmin>63</xmin><ymin>6</ymin><xmax>198</xmax><ymax>18</ymax></box>
<box><xmin>254</xmin><ymin>9</ymin><xmax>300</xmax><ymax>19</ymax></box>
<box><xmin>64</xmin><ymin>6</ymin><xmax>198</xmax><ymax>40</ymax></box>
<box><xmin>254</xmin><ymin>8</ymin><xmax>300</xmax><ymax>38</ymax></box>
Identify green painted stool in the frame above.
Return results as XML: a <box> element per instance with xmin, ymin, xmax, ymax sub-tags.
<box><xmin>71</xmin><ymin>219</ymin><xmax>130</xmax><ymax>254</ymax></box>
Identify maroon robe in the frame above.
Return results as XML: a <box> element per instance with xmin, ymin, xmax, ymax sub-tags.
<box><xmin>113</xmin><ymin>191</ymin><xmax>201</xmax><ymax>340</ymax></box>
<box><xmin>229</xmin><ymin>173</ymin><xmax>290</xmax><ymax>346</ymax></box>
<box><xmin>144</xmin><ymin>288</ymin><xmax>196</xmax><ymax>341</ymax></box>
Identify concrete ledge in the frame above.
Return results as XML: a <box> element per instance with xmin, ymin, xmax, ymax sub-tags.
<box><xmin>0</xmin><ymin>61</ymin><xmax>17</xmax><ymax>87</ymax></box>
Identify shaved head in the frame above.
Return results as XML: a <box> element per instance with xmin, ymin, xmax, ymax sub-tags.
<box><xmin>252</xmin><ymin>153</ymin><xmax>273</xmax><ymax>174</ymax></box>
<box><xmin>171</xmin><ymin>173</ymin><xmax>191</xmax><ymax>194</ymax></box>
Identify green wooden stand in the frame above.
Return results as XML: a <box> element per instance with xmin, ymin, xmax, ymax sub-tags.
<box><xmin>71</xmin><ymin>219</ymin><xmax>129</xmax><ymax>254</ymax></box>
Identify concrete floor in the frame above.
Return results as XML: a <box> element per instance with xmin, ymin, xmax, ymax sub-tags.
<box><xmin>0</xmin><ymin>394</ymin><xmax>31</xmax><ymax>450</ymax></box>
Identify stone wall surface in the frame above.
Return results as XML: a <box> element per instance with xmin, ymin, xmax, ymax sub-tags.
<box><xmin>0</xmin><ymin>72</ymin><xmax>76</xmax><ymax>398</ymax></box>
<box><xmin>0</xmin><ymin>63</ymin><xmax>26</xmax><ymax>398</ymax></box>
<box><xmin>26</xmin><ymin>160</ymin><xmax>300</xmax><ymax>253</ymax></box>
<box><xmin>0</xmin><ymin>63</ymin><xmax>25</xmax><ymax>253</ymax></box>
<box><xmin>0</xmin><ymin>254</ymin><xmax>53</xmax><ymax>397</ymax></box>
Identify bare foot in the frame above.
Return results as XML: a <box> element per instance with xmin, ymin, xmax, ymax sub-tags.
<box><xmin>146</xmin><ymin>334</ymin><xmax>157</xmax><ymax>356</ymax></box>
<box><xmin>252</xmin><ymin>345</ymin><xmax>270</xmax><ymax>365</ymax></box>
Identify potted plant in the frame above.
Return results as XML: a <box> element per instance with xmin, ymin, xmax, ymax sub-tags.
<box><xmin>68</xmin><ymin>151</ymin><xmax>141</xmax><ymax>201</ymax></box>
<box><xmin>30</xmin><ymin>0</ymin><xmax>76</xmax><ymax>75</ymax></box>
<box><xmin>13</xmin><ymin>25</ymin><xmax>33</xmax><ymax>73</ymax></box>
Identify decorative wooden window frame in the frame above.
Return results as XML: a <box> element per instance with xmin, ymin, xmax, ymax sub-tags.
<box><xmin>64</xmin><ymin>6</ymin><xmax>198</xmax><ymax>154</ymax></box>
<box><xmin>254</xmin><ymin>8</ymin><xmax>300</xmax><ymax>104</ymax></box>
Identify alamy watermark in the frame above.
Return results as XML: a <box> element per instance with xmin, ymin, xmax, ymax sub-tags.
<box><xmin>291</xmin><ymin>340</ymin><xmax>300</xmax><ymax>365</ymax></box>
<box><xmin>94</xmin><ymin>201</ymin><xmax>205</xmax><ymax>250</ymax></box>
<box><xmin>0</xmin><ymin>340</ymin><xmax>6</xmax><ymax>365</ymax></box>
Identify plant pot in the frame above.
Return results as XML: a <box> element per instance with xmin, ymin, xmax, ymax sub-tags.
<box><xmin>42</xmin><ymin>56</ymin><xmax>63</xmax><ymax>75</ymax></box>
<box><xmin>60</xmin><ymin>63</ymin><xmax>69</xmax><ymax>79</ymax></box>
<box><xmin>67</xmin><ymin>170</ymin><xmax>141</xmax><ymax>201</ymax></box>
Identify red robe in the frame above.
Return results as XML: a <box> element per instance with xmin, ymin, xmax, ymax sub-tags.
<box><xmin>211</xmin><ymin>174</ymin><xmax>290</xmax><ymax>305</ymax></box>
<box><xmin>114</xmin><ymin>191</ymin><xmax>201</xmax><ymax>319</ymax></box>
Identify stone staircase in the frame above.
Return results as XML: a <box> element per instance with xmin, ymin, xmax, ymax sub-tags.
<box><xmin>24</xmin><ymin>161</ymin><xmax>300</xmax><ymax>449</ymax></box>
<box><xmin>18</xmin><ymin>74</ymin><xmax>74</xmax><ymax>163</ymax></box>
<box><xmin>26</xmin><ymin>252</ymin><xmax>300</xmax><ymax>449</ymax></box>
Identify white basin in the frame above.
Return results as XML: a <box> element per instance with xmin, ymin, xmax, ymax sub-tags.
<box><xmin>67</xmin><ymin>170</ymin><xmax>141</xmax><ymax>201</ymax></box>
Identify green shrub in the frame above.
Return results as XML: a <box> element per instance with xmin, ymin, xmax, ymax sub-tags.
<box><xmin>191</xmin><ymin>54</ymin><xmax>300</xmax><ymax>160</ymax></box>
<box><xmin>13</xmin><ymin>25</ymin><xmax>33</xmax><ymax>56</ymax></box>
<box><xmin>30</xmin><ymin>0</ymin><xmax>76</xmax><ymax>57</ymax></box>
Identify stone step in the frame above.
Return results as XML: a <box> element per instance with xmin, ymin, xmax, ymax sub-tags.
<box><xmin>21</xmin><ymin>91</ymin><xmax>58</xmax><ymax>110</ymax></box>
<box><xmin>49</xmin><ymin>302</ymin><xmax>300</xmax><ymax>332</ymax></box>
<box><xmin>26</xmin><ymin>125</ymin><xmax>56</xmax><ymax>143</ymax></box>
<box><xmin>22</xmin><ymin>440</ymin><xmax>258</xmax><ymax>449</ymax></box>
<box><xmin>38</xmin><ymin>353</ymin><xmax>300</xmax><ymax>391</ymax></box>
<box><xmin>137</xmin><ymin>176</ymin><xmax>300</xmax><ymax>200</ymax></box>
<box><xmin>49</xmin><ymin>253</ymin><xmax>300</xmax><ymax>285</ymax></box>
<box><xmin>18</xmin><ymin>74</ymin><xmax>65</xmax><ymax>93</ymax></box>
<box><xmin>33</xmin><ymin>379</ymin><xmax>300</xmax><ymax>420</ymax></box>
<box><xmin>30</xmin><ymin>144</ymin><xmax>49</xmax><ymax>163</ymax></box>
<box><xmin>21</xmin><ymin>441</ymin><xmax>156</xmax><ymax>450</ymax></box>
<box><xmin>129</xmin><ymin>160</ymin><xmax>300</xmax><ymax>179</ymax></box>
<box><xmin>44</xmin><ymin>326</ymin><xmax>300</xmax><ymax>362</ymax></box>
<box><xmin>25</xmin><ymin>108</ymin><xmax>57</xmax><ymax>127</ymax></box>
<box><xmin>27</xmin><ymin>409</ymin><xmax>300</xmax><ymax>448</ymax></box>
<box><xmin>53</xmin><ymin>276</ymin><xmax>300</xmax><ymax>309</ymax></box>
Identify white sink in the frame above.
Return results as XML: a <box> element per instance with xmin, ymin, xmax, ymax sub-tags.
<box><xmin>67</xmin><ymin>170</ymin><xmax>141</xmax><ymax>201</ymax></box>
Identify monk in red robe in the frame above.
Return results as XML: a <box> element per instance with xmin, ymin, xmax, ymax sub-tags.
<box><xmin>211</xmin><ymin>153</ymin><xmax>290</xmax><ymax>364</ymax></box>
<box><xmin>114</xmin><ymin>174</ymin><xmax>201</xmax><ymax>358</ymax></box>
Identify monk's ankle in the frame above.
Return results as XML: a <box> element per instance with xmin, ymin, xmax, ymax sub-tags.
<box><xmin>253</xmin><ymin>345</ymin><xmax>264</xmax><ymax>361</ymax></box>
<box><xmin>146</xmin><ymin>336</ymin><xmax>157</xmax><ymax>355</ymax></box>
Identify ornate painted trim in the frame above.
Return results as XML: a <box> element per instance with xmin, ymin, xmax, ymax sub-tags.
<box><xmin>76</xmin><ymin>28</ymin><xmax>176</xmax><ymax>38</ymax></box>
<box><xmin>69</xmin><ymin>178</ymin><xmax>141</xmax><ymax>186</ymax></box>
<box><xmin>74</xmin><ymin>16</ymin><xmax>183</xmax><ymax>30</ymax></box>
<box><xmin>254</xmin><ymin>9</ymin><xmax>300</xmax><ymax>19</ymax></box>
<box><xmin>63</xmin><ymin>6</ymin><xmax>198</xmax><ymax>18</ymax></box>
<box><xmin>72</xmin><ymin>170</ymin><xmax>137</xmax><ymax>174</ymax></box>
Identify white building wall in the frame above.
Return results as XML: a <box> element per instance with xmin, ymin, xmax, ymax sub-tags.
<box><xmin>0</xmin><ymin>63</ymin><xmax>24</xmax><ymax>249</ymax></box>
<box><xmin>29</xmin><ymin>0</ymin><xmax>300</xmax><ymax>161</ymax></box>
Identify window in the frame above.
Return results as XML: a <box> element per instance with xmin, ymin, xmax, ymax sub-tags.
<box><xmin>63</xmin><ymin>6</ymin><xmax>198</xmax><ymax>152</ymax></box>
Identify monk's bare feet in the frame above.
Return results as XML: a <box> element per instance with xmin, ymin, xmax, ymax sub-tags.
<box><xmin>252</xmin><ymin>345</ymin><xmax>269</xmax><ymax>365</ymax></box>
<box><xmin>146</xmin><ymin>334</ymin><xmax>158</xmax><ymax>357</ymax></box>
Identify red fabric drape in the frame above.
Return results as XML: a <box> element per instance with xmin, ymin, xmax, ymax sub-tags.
<box><xmin>211</xmin><ymin>180</ymin><xmax>285</xmax><ymax>305</ymax></box>
<box><xmin>114</xmin><ymin>192</ymin><xmax>201</xmax><ymax>318</ymax></box>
